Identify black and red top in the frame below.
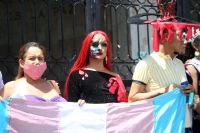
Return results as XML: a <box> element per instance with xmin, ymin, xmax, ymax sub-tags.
<box><xmin>67</xmin><ymin>69</ymin><xmax>127</xmax><ymax>103</ymax></box>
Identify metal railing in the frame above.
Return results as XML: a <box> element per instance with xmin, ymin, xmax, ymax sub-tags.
<box><xmin>0</xmin><ymin>0</ymin><xmax>195</xmax><ymax>90</ymax></box>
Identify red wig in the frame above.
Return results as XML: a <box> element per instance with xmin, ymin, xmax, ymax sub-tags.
<box><xmin>64</xmin><ymin>30</ymin><xmax>112</xmax><ymax>100</ymax></box>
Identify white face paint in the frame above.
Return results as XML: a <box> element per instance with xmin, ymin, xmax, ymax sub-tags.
<box><xmin>89</xmin><ymin>34</ymin><xmax>108</xmax><ymax>59</ymax></box>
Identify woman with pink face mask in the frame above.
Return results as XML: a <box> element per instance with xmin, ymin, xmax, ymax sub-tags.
<box><xmin>0</xmin><ymin>42</ymin><xmax>66</xmax><ymax>102</ymax></box>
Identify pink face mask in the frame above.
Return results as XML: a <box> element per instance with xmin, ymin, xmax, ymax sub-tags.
<box><xmin>23</xmin><ymin>62</ymin><xmax>47</xmax><ymax>80</ymax></box>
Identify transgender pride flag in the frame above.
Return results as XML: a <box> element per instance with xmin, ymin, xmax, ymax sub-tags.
<box><xmin>0</xmin><ymin>88</ymin><xmax>186</xmax><ymax>133</ymax></box>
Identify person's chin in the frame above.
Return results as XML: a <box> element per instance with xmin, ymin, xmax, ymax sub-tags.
<box><xmin>95</xmin><ymin>56</ymin><xmax>105</xmax><ymax>60</ymax></box>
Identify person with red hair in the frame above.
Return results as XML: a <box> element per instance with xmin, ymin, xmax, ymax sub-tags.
<box><xmin>64</xmin><ymin>30</ymin><xmax>127</xmax><ymax>105</ymax></box>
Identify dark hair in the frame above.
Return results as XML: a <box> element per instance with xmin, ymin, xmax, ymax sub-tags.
<box><xmin>15</xmin><ymin>42</ymin><xmax>47</xmax><ymax>80</ymax></box>
<box><xmin>193</xmin><ymin>37</ymin><xmax>200</xmax><ymax>46</ymax></box>
<box><xmin>157</xmin><ymin>28</ymin><xmax>168</xmax><ymax>39</ymax></box>
<box><xmin>177</xmin><ymin>42</ymin><xmax>195</xmax><ymax>63</ymax></box>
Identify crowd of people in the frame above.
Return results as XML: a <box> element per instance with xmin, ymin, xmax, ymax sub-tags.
<box><xmin>0</xmin><ymin>28</ymin><xmax>200</xmax><ymax>132</ymax></box>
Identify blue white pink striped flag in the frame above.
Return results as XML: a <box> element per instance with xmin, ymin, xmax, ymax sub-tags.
<box><xmin>0</xmin><ymin>88</ymin><xmax>186</xmax><ymax>133</ymax></box>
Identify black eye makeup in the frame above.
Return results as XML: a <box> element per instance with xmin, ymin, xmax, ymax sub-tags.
<box><xmin>91</xmin><ymin>41</ymin><xmax>108</xmax><ymax>47</ymax></box>
<box><xmin>91</xmin><ymin>41</ymin><xmax>99</xmax><ymax>47</ymax></box>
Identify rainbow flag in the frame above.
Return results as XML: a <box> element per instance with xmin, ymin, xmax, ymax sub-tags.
<box><xmin>0</xmin><ymin>88</ymin><xmax>186</xmax><ymax>133</ymax></box>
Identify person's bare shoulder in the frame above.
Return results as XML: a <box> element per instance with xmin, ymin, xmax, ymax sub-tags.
<box><xmin>1</xmin><ymin>81</ymin><xmax>17</xmax><ymax>98</ymax></box>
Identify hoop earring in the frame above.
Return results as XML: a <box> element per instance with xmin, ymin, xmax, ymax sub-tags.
<box><xmin>195</xmin><ymin>49</ymin><xmax>200</xmax><ymax>57</ymax></box>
